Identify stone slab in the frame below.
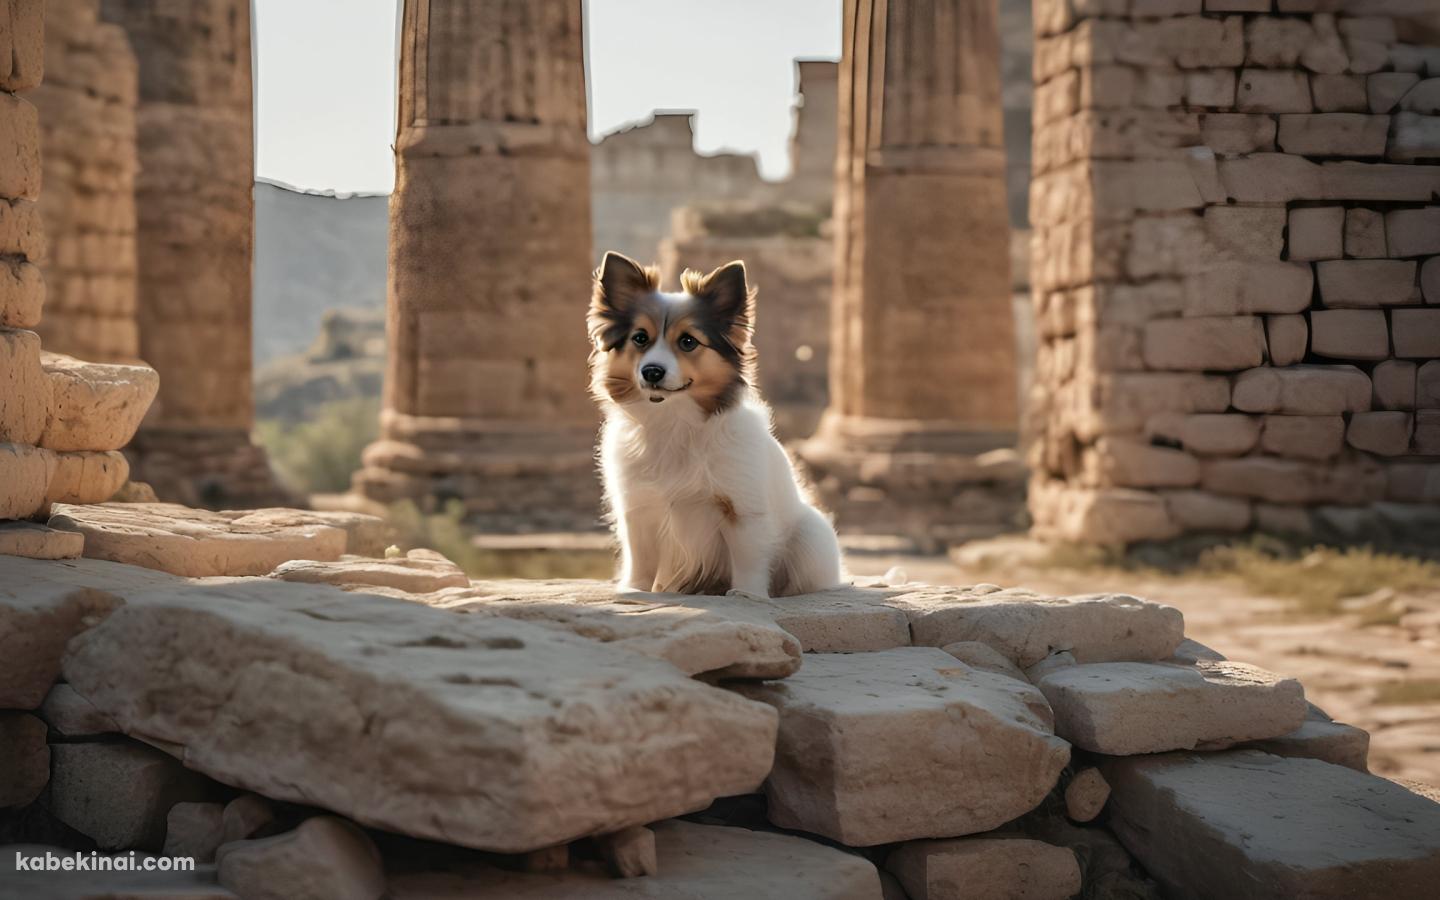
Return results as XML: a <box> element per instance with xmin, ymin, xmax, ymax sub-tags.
<box><xmin>886</xmin><ymin>585</ymin><xmax>1185</xmax><ymax>668</ymax></box>
<box><xmin>885</xmin><ymin>837</ymin><xmax>1081</xmax><ymax>900</ymax></box>
<box><xmin>0</xmin><ymin>521</ymin><xmax>83</xmax><ymax>560</ymax></box>
<box><xmin>38</xmin><ymin>683</ymin><xmax>120</xmax><ymax>739</ymax></box>
<box><xmin>0</xmin><ymin>575</ymin><xmax>121</xmax><ymax>709</ymax></box>
<box><xmin>60</xmin><ymin>576</ymin><xmax>779</xmax><ymax>853</ymax></box>
<box><xmin>47</xmin><ymin>503</ymin><xmax>352</xmax><ymax>577</ymax></box>
<box><xmin>217</xmin><ymin>816</ymin><xmax>385</xmax><ymax>900</ymax></box>
<box><xmin>45</xmin><ymin>450</ymin><xmax>129</xmax><ymax>505</ymax></box>
<box><xmin>1035</xmin><ymin>660</ymin><xmax>1307</xmax><ymax>755</ymax></box>
<box><xmin>385</xmin><ymin>820</ymin><xmax>883</xmax><ymax>899</ymax></box>
<box><xmin>1102</xmin><ymin>750</ymin><xmax>1440</xmax><ymax>900</ymax></box>
<box><xmin>1244</xmin><ymin>718</ymin><xmax>1371</xmax><ymax>772</ymax></box>
<box><xmin>270</xmin><ymin>551</ymin><xmax>469</xmax><ymax>594</ymax></box>
<box><xmin>735</xmin><ymin>648</ymin><xmax>1069</xmax><ymax>846</ymax></box>
<box><xmin>0</xmin><ymin>711</ymin><xmax>49</xmax><ymax>808</ymax></box>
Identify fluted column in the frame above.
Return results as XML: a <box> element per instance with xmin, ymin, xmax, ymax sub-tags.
<box><xmin>102</xmin><ymin>0</ymin><xmax>289</xmax><ymax>508</ymax></box>
<box><xmin>354</xmin><ymin>0</ymin><xmax>601</xmax><ymax>531</ymax></box>
<box><xmin>797</xmin><ymin>0</ymin><xmax>1024</xmax><ymax>547</ymax></box>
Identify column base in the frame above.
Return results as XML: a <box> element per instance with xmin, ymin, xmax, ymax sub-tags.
<box><xmin>126</xmin><ymin>426</ymin><xmax>297</xmax><ymax>510</ymax></box>
<box><xmin>352</xmin><ymin>412</ymin><xmax>604</xmax><ymax>533</ymax></box>
<box><xmin>794</xmin><ymin>414</ymin><xmax>1029</xmax><ymax>552</ymax></box>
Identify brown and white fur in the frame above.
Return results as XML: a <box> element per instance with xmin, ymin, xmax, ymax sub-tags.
<box><xmin>588</xmin><ymin>251</ymin><xmax>843</xmax><ymax>599</ymax></box>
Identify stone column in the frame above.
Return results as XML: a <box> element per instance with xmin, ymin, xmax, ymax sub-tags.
<box><xmin>353</xmin><ymin>0</ymin><xmax>601</xmax><ymax>532</ymax></box>
<box><xmin>796</xmin><ymin>0</ymin><xmax>1025</xmax><ymax>549</ymax></box>
<box><xmin>32</xmin><ymin>0</ymin><xmax>140</xmax><ymax>365</ymax></box>
<box><xmin>100</xmin><ymin>0</ymin><xmax>288</xmax><ymax>508</ymax></box>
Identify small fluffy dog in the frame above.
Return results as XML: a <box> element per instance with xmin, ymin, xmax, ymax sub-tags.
<box><xmin>588</xmin><ymin>251</ymin><xmax>843</xmax><ymax>599</ymax></box>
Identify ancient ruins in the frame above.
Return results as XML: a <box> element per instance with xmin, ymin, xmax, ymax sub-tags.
<box><xmin>4</xmin><ymin>0</ymin><xmax>1440</xmax><ymax>897</ymax></box>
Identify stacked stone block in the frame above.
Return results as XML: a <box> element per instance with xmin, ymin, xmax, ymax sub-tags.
<box><xmin>31</xmin><ymin>0</ymin><xmax>139</xmax><ymax>365</ymax></box>
<box><xmin>1</xmin><ymin>0</ymin><xmax>159</xmax><ymax>531</ymax></box>
<box><xmin>1028</xmin><ymin>0</ymin><xmax>1440</xmax><ymax>544</ymax></box>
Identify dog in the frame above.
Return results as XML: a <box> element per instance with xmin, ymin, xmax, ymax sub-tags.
<box><xmin>587</xmin><ymin>251</ymin><xmax>844</xmax><ymax>599</ymax></box>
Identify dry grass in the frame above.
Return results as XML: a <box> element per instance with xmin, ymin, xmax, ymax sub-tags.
<box><xmin>385</xmin><ymin>500</ymin><xmax>613</xmax><ymax>580</ymax></box>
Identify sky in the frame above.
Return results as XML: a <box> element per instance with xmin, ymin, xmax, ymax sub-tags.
<box><xmin>252</xmin><ymin>0</ymin><xmax>842</xmax><ymax>194</ymax></box>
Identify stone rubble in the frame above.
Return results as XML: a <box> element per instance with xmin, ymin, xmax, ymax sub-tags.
<box><xmin>885</xmin><ymin>836</ymin><xmax>1082</xmax><ymax>900</ymax></box>
<box><xmin>216</xmin><ymin>815</ymin><xmax>386</xmax><ymax>900</ymax></box>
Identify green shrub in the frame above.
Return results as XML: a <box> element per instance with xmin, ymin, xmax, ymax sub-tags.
<box><xmin>255</xmin><ymin>396</ymin><xmax>379</xmax><ymax>496</ymax></box>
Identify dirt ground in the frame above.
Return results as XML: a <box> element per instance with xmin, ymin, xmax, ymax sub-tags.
<box><xmin>849</xmin><ymin>545</ymin><xmax>1440</xmax><ymax>792</ymax></box>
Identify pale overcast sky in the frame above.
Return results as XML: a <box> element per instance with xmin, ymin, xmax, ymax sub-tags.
<box><xmin>252</xmin><ymin>0</ymin><xmax>842</xmax><ymax>194</ymax></box>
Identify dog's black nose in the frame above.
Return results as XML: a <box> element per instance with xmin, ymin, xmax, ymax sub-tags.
<box><xmin>641</xmin><ymin>364</ymin><xmax>666</xmax><ymax>385</ymax></box>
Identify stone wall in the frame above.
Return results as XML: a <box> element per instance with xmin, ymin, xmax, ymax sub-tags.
<box><xmin>30</xmin><ymin>0</ymin><xmax>139</xmax><ymax>365</ymax></box>
<box><xmin>659</xmin><ymin>205</ymin><xmax>833</xmax><ymax>440</ymax></box>
<box><xmin>1027</xmin><ymin>1</ymin><xmax>1440</xmax><ymax>545</ymax></box>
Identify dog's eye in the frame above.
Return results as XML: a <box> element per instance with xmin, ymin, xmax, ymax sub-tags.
<box><xmin>677</xmin><ymin>334</ymin><xmax>699</xmax><ymax>352</ymax></box>
<box><xmin>632</xmin><ymin>331</ymin><xmax>649</xmax><ymax>347</ymax></box>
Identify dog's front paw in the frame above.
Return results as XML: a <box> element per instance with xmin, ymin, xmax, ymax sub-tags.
<box><xmin>725</xmin><ymin>588</ymin><xmax>770</xmax><ymax>602</ymax></box>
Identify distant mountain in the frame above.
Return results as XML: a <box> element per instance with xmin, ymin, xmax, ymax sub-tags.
<box><xmin>252</xmin><ymin>179</ymin><xmax>388</xmax><ymax>367</ymax></box>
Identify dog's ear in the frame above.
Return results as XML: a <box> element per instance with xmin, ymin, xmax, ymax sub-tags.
<box><xmin>589</xmin><ymin>252</ymin><xmax>658</xmax><ymax>350</ymax></box>
<box><xmin>685</xmin><ymin>260</ymin><xmax>755</xmax><ymax>350</ymax></box>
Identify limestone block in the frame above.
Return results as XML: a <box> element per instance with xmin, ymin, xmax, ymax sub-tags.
<box><xmin>1414</xmin><ymin>410</ymin><xmax>1440</xmax><ymax>454</ymax></box>
<box><xmin>1102</xmin><ymin>750</ymin><xmax>1440</xmax><ymax>900</ymax></box>
<box><xmin>1347</xmin><ymin>411</ymin><xmax>1413</xmax><ymax>455</ymax></box>
<box><xmin>1259</xmin><ymin>415</ymin><xmax>1346</xmax><ymax>461</ymax></box>
<box><xmin>0</xmin><ymin>576</ymin><xmax>119</xmax><ymax>710</ymax></box>
<box><xmin>1246</xmin><ymin>717</ymin><xmax>1370</xmax><ymax>771</ymax></box>
<box><xmin>1319</xmin><ymin>160</ymin><xmax>1440</xmax><ymax>201</ymax></box>
<box><xmin>1418</xmin><ymin>360</ymin><xmax>1439</xmax><ymax>407</ymax></box>
<box><xmin>1237</xmin><ymin>70</ymin><xmax>1313</xmax><ymax>113</ymax></box>
<box><xmin>49</xmin><ymin>740</ymin><xmax>221</xmax><ymax>851</ymax></box>
<box><xmin>1084</xmin><ymin>437</ymin><xmax>1200</xmax><ymax>488</ymax></box>
<box><xmin>1028</xmin><ymin>480</ymin><xmax>1182</xmax><ymax>545</ymax></box>
<box><xmin>1184</xmin><ymin>260</ymin><xmax>1314</xmax><ymax>316</ymax></box>
<box><xmin>1171</xmin><ymin>638</ymin><xmax>1227</xmax><ymax>664</ymax></box>
<box><xmin>1203</xmin><ymin>206</ymin><xmax>1286</xmax><ymax>259</ymax></box>
<box><xmin>735</xmin><ymin>649</ymin><xmax>1068</xmax><ymax>845</ymax></box>
<box><xmin>0</xmin><ymin>443</ymin><xmax>52</xmax><ymax>520</ymax></box>
<box><xmin>0</xmin><ymin>712</ymin><xmax>48</xmax><ymax>808</ymax></box>
<box><xmin>596</xmin><ymin>825</ymin><xmax>657</xmax><ymax>878</ymax></box>
<box><xmin>1119</xmin><ymin>16</ymin><xmax>1244</xmax><ymax>70</ymax></box>
<box><xmin>1370</xmin><ymin>72</ymin><xmax>1422</xmax><ymax>113</ymax></box>
<box><xmin>1374</xmin><ymin>359</ymin><xmax>1417</xmax><ymax>409</ymax></box>
<box><xmin>38</xmin><ymin>683</ymin><xmax>120</xmax><ymax>739</ymax></box>
<box><xmin>1317</xmin><ymin>260</ymin><xmax>1417</xmax><ymax>306</ymax></box>
<box><xmin>45</xmin><ymin>449</ymin><xmax>129</xmax><ymax>505</ymax></box>
<box><xmin>217</xmin><ymin>817</ymin><xmax>385</xmax><ymax>900</ymax></box>
<box><xmin>1398</xmin><ymin>78</ymin><xmax>1440</xmax><ymax>115</ymax></box>
<box><xmin>1255</xmin><ymin>502</ymin><xmax>1315</xmax><ymax>534</ymax></box>
<box><xmin>891</xmin><ymin>586</ymin><xmax>1185</xmax><ymax>668</ymax></box>
<box><xmin>1310</xmin><ymin>309</ymin><xmax>1391</xmax><ymax>360</ymax></box>
<box><xmin>1203</xmin><ymin>456</ymin><xmax>1386</xmax><ymax>504</ymax></box>
<box><xmin>1425</xmin><ymin>257</ymin><xmax>1440</xmax><ymax>303</ymax></box>
<box><xmin>1185</xmin><ymin>69</ymin><xmax>1235</xmax><ymax>108</ymax></box>
<box><xmin>1311</xmin><ymin>74</ymin><xmax>1367</xmax><ymax>112</ymax></box>
<box><xmin>1201</xmin><ymin>113</ymin><xmax>1277</xmax><ymax>155</ymax></box>
<box><xmin>1244</xmin><ymin>17</ymin><xmax>1315</xmax><ymax>69</ymax></box>
<box><xmin>0</xmin><ymin>521</ymin><xmax>82</xmax><ymax>559</ymax></box>
<box><xmin>1</xmin><ymin>328</ymin><xmax>49</xmax><ymax>445</ymax></box>
<box><xmin>426</xmin><ymin>579</ymin><xmax>805</xmax><ymax>679</ymax></box>
<box><xmin>1265</xmin><ymin>314</ymin><xmax>1308</xmax><ymax>366</ymax></box>
<box><xmin>1036</xmin><ymin>660</ymin><xmax>1306</xmax><ymax>755</ymax></box>
<box><xmin>0</xmin><ymin>94</ymin><xmax>40</xmax><ymax>200</ymax></box>
<box><xmin>1065</xmin><ymin>768</ymin><xmax>1111</xmax><ymax>823</ymax></box>
<box><xmin>1343</xmin><ymin>208</ymin><xmax>1387</xmax><ymax>258</ymax></box>
<box><xmin>1386</xmin><ymin>463</ymin><xmax>1440</xmax><ymax>502</ymax></box>
<box><xmin>886</xmin><ymin>838</ymin><xmax>1081</xmax><ymax>900</ymax></box>
<box><xmin>1385</xmin><ymin>207</ymin><xmax>1440</xmax><ymax>257</ymax></box>
<box><xmin>38</xmin><ymin>353</ymin><xmax>160</xmax><ymax>452</ymax></box>
<box><xmin>1277</xmin><ymin>113</ymin><xmax>1389</xmax><ymax>156</ymax></box>
<box><xmin>1388</xmin><ymin>113</ymin><xmax>1440</xmax><ymax>161</ymax></box>
<box><xmin>163</xmin><ymin>802</ymin><xmax>227</xmax><ymax>863</ymax></box>
<box><xmin>221</xmin><ymin>794</ymin><xmax>280</xmax><ymax>845</ymax></box>
<box><xmin>0</xmin><ymin>199</ymin><xmax>43</xmax><ymax>260</ymax></box>
<box><xmin>1219</xmin><ymin>154</ymin><xmax>1325</xmax><ymax>203</ymax></box>
<box><xmin>1147</xmin><ymin>412</ymin><xmax>1261</xmax><ymax>455</ymax></box>
<box><xmin>1288</xmin><ymin>206</ymin><xmax>1344</xmax><ymax>261</ymax></box>
<box><xmin>61</xmin><ymin>577</ymin><xmax>779</xmax><ymax>853</ymax></box>
<box><xmin>941</xmin><ymin>641</ymin><xmax>1028</xmax><ymax>682</ymax></box>
<box><xmin>1232</xmin><ymin>365</ymin><xmax>1371</xmax><ymax>414</ymax></box>
<box><xmin>0</xmin><ymin>258</ymin><xmax>43</xmax><ymax>328</ymax></box>
<box><xmin>1163</xmin><ymin>489</ymin><xmax>1253</xmax><ymax>532</ymax></box>
<box><xmin>1393</xmin><ymin>309</ymin><xmax>1440</xmax><ymax>357</ymax></box>
<box><xmin>1142</xmin><ymin>316</ymin><xmax>1266</xmax><ymax>370</ymax></box>
<box><xmin>270</xmin><ymin>551</ymin><xmax>469</xmax><ymax>594</ymax></box>
<box><xmin>46</xmin><ymin>502</ymin><xmax>352</xmax><ymax>577</ymax></box>
<box><xmin>385</xmin><ymin>820</ymin><xmax>884</xmax><ymax>899</ymax></box>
